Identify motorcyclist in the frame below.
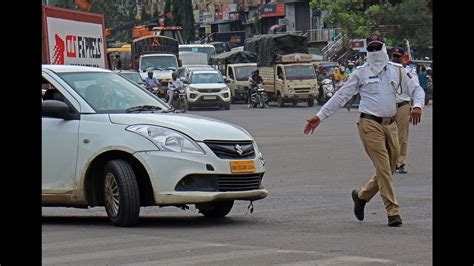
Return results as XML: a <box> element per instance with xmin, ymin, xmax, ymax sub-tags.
<box><xmin>144</xmin><ymin>69</ymin><xmax>160</xmax><ymax>92</ymax></box>
<box><xmin>346</xmin><ymin>62</ymin><xmax>355</xmax><ymax>75</ymax></box>
<box><xmin>167</xmin><ymin>72</ymin><xmax>183</xmax><ymax>106</ymax></box>
<box><xmin>248</xmin><ymin>70</ymin><xmax>263</xmax><ymax>101</ymax></box>
<box><xmin>316</xmin><ymin>67</ymin><xmax>330</xmax><ymax>103</ymax></box>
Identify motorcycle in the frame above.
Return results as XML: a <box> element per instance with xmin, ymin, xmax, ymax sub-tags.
<box><xmin>146</xmin><ymin>83</ymin><xmax>167</xmax><ymax>100</ymax></box>
<box><xmin>167</xmin><ymin>84</ymin><xmax>188</xmax><ymax>113</ymax></box>
<box><xmin>317</xmin><ymin>78</ymin><xmax>335</xmax><ymax>105</ymax></box>
<box><xmin>248</xmin><ymin>80</ymin><xmax>268</xmax><ymax>108</ymax></box>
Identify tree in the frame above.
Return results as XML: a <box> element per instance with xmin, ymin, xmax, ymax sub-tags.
<box><xmin>171</xmin><ymin>0</ymin><xmax>195</xmax><ymax>42</ymax></box>
<box><xmin>90</xmin><ymin>0</ymin><xmax>138</xmax><ymax>43</ymax></box>
<box><xmin>380</xmin><ymin>0</ymin><xmax>432</xmax><ymax>48</ymax></box>
<box><xmin>309</xmin><ymin>0</ymin><xmax>388</xmax><ymax>41</ymax></box>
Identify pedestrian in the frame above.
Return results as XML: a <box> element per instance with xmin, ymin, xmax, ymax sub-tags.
<box><xmin>417</xmin><ymin>66</ymin><xmax>430</xmax><ymax>106</ymax></box>
<box><xmin>346</xmin><ymin>62</ymin><xmax>355</xmax><ymax>75</ymax></box>
<box><xmin>114</xmin><ymin>54</ymin><xmax>122</xmax><ymax>70</ymax></box>
<box><xmin>391</xmin><ymin>47</ymin><xmax>426</xmax><ymax>174</ymax></box>
<box><xmin>303</xmin><ymin>35</ymin><xmax>424</xmax><ymax>227</ymax></box>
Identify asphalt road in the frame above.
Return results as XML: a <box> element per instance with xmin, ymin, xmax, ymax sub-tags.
<box><xmin>42</xmin><ymin>102</ymin><xmax>433</xmax><ymax>265</ymax></box>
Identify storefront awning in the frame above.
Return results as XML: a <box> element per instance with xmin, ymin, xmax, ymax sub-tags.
<box><xmin>211</xmin><ymin>20</ymin><xmax>239</xmax><ymax>25</ymax></box>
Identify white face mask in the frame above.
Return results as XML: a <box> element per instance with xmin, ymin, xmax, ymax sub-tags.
<box><xmin>367</xmin><ymin>44</ymin><xmax>389</xmax><ymax>75</ymax></box>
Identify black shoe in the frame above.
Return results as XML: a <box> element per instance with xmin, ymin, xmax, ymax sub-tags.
<box><xmin>396</xmin><ymin>165</ymin><xmax>408</xmax><ymax>174</ymax></box>
<box><xmin>352</xmin><ymin>189</ymin><xmax>366</xmax><ymax>221</ymax></box>
<box><xmin>388</xmin><ymin>215</ymin><xmax>403</xmax><ymax>226</ymax></box>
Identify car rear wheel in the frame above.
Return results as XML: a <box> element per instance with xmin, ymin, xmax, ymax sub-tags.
<box><xmin>103</xmin><ymin>159</ymin><xmax>140</xmax><ymax>227</ymax></box>
<box><xmin>197</xmin><ymin>201</ymin><xmax>234</xmax><ymax>218</ymax></box>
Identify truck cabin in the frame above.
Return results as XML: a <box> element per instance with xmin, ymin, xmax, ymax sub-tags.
<box><xmin>231</xmin><ymin>64</ymin><xmax>257</xmax><ymax>82</ymax></box>
<box><xmin>138</xmin><ymin>54</ymin><xmax>178</xmax><ymax>73</ymax></box>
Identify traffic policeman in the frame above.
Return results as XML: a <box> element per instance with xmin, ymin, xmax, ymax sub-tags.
<box><xmin>304</xmin><ymin>35</ymin><xmax>424</xmax><ymax>226</ymax></box>
<box><xmin>391</xmin><ymin>47</ymin><xmax>425</xmax><ymax>174</ymax></box>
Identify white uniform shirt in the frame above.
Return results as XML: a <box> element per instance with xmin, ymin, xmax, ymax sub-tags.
<box><xmin>316</xmin><ymin>62</ymin><xmax>425</xmax><ymax>121</ymax></box>
<box><xmin>392</xmin><ymin>63</ymin><xmax>424</xmax><ymax>103</ymax></box>
<box><xmin>168</xmin><ymin>79</ymin><xmax>183</xmax><ymax>91</ymax></box>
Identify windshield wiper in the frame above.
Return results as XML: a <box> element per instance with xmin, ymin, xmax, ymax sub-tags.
<box><xmin>126</xmin><ymin>105</ymin><xmax>162</xmax><ymax>113</ymax></box>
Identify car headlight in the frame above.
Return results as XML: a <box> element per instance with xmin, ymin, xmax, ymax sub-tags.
<box><xmin>257</xmin><ymin>151</ymin><xmax>265</xmax><ymax>166</ymax></box>
<box><xmin>126</xmin><ymin>125</ymin><xmax>205</xmax><ymax>154</ymax></box>
<box><xmin>222</xmin><ymin>86</ymin><xmax>230</xmax><ymax>92</ymax></box>
<box><xmin>188</xmin><ymin>86</ymin><xmax>198</xmax><ymax>92</ymax></box>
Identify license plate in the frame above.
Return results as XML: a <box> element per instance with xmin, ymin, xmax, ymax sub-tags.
<box><xmin>230</xmin><ymin>160</ymin><xmax>256</xmax><ymax>173</ymax></box>
<box><xmin>203</xmin><ymin>96</ymin><xmax>217</xmax><ymax>100</ymax></box>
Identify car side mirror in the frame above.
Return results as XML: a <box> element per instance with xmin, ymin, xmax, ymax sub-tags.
<box><xmin>42</xmin><ymin>100</ymin><xmax>79</xmax><ymax>120</ymax></box>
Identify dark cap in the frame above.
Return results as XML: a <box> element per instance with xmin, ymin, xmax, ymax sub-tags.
<box><xmin>392</xmin><ymin>47</ymin><xmax>405</xmax><ymax>56</ymax></box>
<box><xmin>366</xmin><ymin>35</ymin><xmax>384</xmax><ymax>46</ymax></box>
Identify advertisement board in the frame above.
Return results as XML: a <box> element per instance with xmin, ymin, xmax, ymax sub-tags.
<box><xmin>43</xmin><ymin>6</ymin><xmax>106</xmax><ymax>68</ymax></box>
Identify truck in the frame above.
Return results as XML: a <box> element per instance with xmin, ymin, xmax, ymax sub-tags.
<box><xmin>210</xmin><ymin>50</ymin><xmax>258</xmax><ymax>103</ymax></box>
<box><xmin>42</xmin><ymin>5</ymin><xmax>107</xmax><ymax>69</ymax></box>
<box><xmin>179</xmin><ymin>51</ymin><xmax>208</xmax><ymax>66</ymax></box>
<box><xmin>206</xmin><ymin>31</ymin><xmax>246</xmax><ymax>46</ymax></box>
<box><xmin>132</xmin><ymin>35</ymin><xmax>180</xmax><ymax>85</ymax></box>
<box><xmin>244</xmin><ymin>34</ymin><xmax>318</xmax><ymax>107</ymax></box>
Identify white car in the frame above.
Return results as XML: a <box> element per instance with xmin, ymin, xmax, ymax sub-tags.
<box><xmin>184</xmin><ymin>70</ymin><xmax>232</xmax><ymax>110</ymax></box>
<box><xmin>42</xmin><ymin>65</ymin><xmax>267</xmax><ymax>226</ymax></box>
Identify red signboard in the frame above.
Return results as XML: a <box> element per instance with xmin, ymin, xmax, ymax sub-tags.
<box><xmin>259</xmin><ymin>3</ymin><xmax>285</xmax><ymax>18</ymax></box>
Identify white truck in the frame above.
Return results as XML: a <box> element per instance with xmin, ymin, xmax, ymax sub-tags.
<box><xmin>244</xmin><ymin>34</ymin><xmax>318</xmax><ymax>107</ymax></box>
<box><xmin>179</xmin><ymin>51</ymin><xmax>208</xmax><ymax>66</ymax></box>
<box><xmin>210</xmin><ymin>50</ymin><xmax>258</xmax><ymax>103</ymax></box>
<box><xmin>132</xmin><ymin>35</ymin><xmax>180</xmax><ymax>86</ymax></box>
<box><xmin>260</xmin><ymin>53</ymin><xmax>318</xmax><ymax>107</ymax></box>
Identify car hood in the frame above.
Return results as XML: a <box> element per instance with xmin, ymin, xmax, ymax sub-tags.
<box><xmin>188</xmin><ymin>83</ymin><xmax>227</xmax><ymax>89</ymax></box>
<box><xmin>109</xmin><ymin>113</ymin><xmax>252</xmax><ymax>141</ymax></box>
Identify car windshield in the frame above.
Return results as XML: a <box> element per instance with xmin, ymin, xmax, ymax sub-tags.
<box><xmin>284</xmin><ymin>65</ymin><xmax>317</xmax><ymax>80</ymax></box>
<box><xmin>179</xmin><ymin>47</ymin><xmax>216</xmax><ymax>60</ymax></box>
<box><xmin>190</xmin><ymin>72</ymin><xmax>224</xmax><ymax>84</ymax></box>
<box><xmin>235</xmin><ymin>66</ymin><xmax>256</xmax><ymax>81</ymax></box>
<box><xmin>58</xmin><ymin>72</ymin><xmax>168</xmax><ymax>113</ymax></box>
<box><xmin>120</xmin><ymin>72</ymin><xmax>144</xmax><ymax>84</ymax></box>
<box><xmin>140</xmin><ymin>56</ymin><xmax>177</xmax><ymax>71</ymax></box>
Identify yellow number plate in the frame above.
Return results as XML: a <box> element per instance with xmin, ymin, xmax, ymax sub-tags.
<box><xmin>230</xmin><ymin>160</ymin><xmax>256</xmax><ymax>173</ymax></box>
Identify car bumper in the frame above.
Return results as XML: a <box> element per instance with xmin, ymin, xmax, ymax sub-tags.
<box><xmin>187</xmin><ymin>93</ymin><xmax>230</xmax><ymax>106</ymax></box>
<box><xmin>283</xmin><ymin>93</ymin><xmax>317</xmax><ymax>101</ymax></box>
<box><xmin>134</xmin><ymin>142</ymin><xmax>267</xmax><ymax>205</ymax></box>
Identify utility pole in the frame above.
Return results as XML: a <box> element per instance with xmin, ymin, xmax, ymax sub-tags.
<box><xmin>136</xmin><ymin>0</ymin><xmax>142</xmax><ymax>20</ymax></box>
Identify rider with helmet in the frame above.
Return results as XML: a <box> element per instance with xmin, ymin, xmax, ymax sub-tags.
<box><xmin>248</xmin><ymin>70</ymin><xmax>263</xmax><ymax>102</ymax></box>
<box><xmin>167</xmin><ymin>72</ymin><xmax>183</xmax><ymax>105</ymax></box>
<box><xmin>144</xmin><ymin>68</ymin><xmax>160</xmax><ymax>92</ymax></box>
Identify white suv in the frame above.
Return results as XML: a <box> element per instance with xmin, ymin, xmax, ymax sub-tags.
<box><xmin>184</xmin><ymin>70</ymin><xmax>232</xmax><ymax>110</ymax></box>
<box><xmin>42</xmin><ymin>65</ymin><xmax>267</xmax><ymax>226</ymax></box>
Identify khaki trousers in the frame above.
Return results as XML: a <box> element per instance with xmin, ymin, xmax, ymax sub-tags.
<box><xmin>395</xmin><ymin>104</ymin><xmax>411</xmax><ymax>167</ymax></box>
<box><xmin>357</xmin><ymin>117</ymin><xmax>400</xmax><ymax>216</ymax></box>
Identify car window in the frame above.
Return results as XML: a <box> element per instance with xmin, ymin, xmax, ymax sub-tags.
<box><xmin>57</xmin><ymin>72</ymin><xmax>168</xmax><ymax>113</ymax></box>
<box><xmin>190</xmin><ymin>72</ymin><xmax>224</xmax><ymax>84</ymax></box>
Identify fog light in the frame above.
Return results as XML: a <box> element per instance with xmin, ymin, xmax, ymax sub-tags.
<box><xmin>190</xmin><ymin>93</ymin><xmax>197</xmax><ymax>99</ymax></box>
<box><xmin>223</xmin><ymin>93</ymin><xmax>229</xmax><ymax>98</ymax></box>
<box><xmin>175</xmin><ymin>175</ymin><xmax>217</xmax><ymax>191</ymax></box>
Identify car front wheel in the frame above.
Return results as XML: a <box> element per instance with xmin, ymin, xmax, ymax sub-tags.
<box><xmin>104</xmin><ymin>159</ymin><xmax>140</xmax><ymax>227</ymax></box>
